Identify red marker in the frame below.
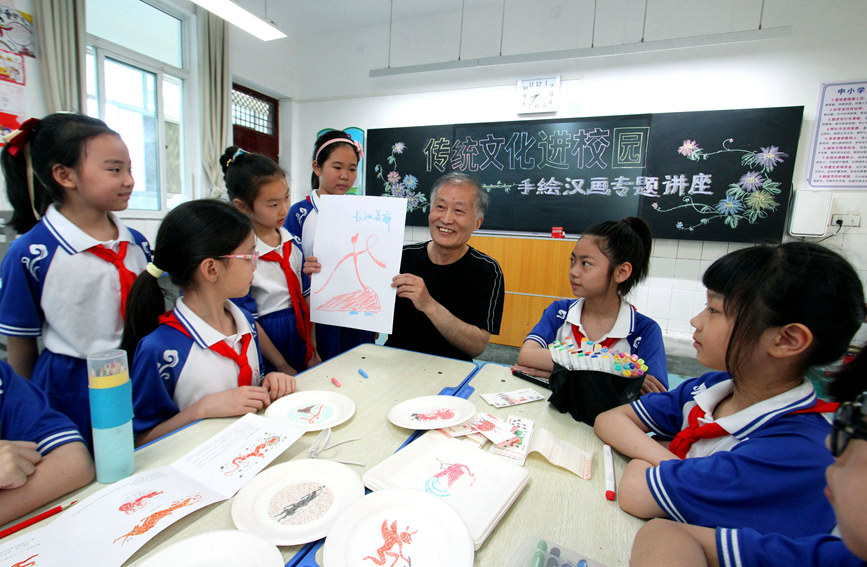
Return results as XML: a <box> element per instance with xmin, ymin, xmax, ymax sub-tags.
<box><xmin>603</xmin><ymin>444</ymin><xmax>616</xmax><ymax>501</ymax></box>
<box><xmin>331</xmin><ymin>377</ymin><xmax>341</xmax><ymax>387</ymax></box>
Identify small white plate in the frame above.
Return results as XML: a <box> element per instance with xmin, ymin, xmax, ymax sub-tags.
<box><xmin>137</xmin><ymin>530</ymin><xmax>282</xmax><ymax>567</ymax></box>
<box><xmin>386</xmin><ymin>395</ymin><xmax>476</xmax><ymax>430</ymax></box>
<box><xmin>231</xmin><ymin>459</ymin><xmax>365</xmax><ymax>546</ymax></box>
<box><xmin>264</xmin><ymin>390</ymin><xmax>356</xmax><ymax>431</ymax></box>
<box><xmin>323</xmin><ymin>488</ymin><xmax>474</xmax><ymax>567</ymax></box>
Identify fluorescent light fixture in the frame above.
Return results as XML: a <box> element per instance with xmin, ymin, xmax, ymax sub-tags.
<box><xmin>191</xmin><ymin>0</ymin><xmax>286</xmax><ymax>41</ymax></box>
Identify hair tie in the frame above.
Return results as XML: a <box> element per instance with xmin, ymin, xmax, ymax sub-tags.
<box><xmin>145</xmin><ymin>262</ymin><xmax>165</xmax><ymax>278</ymax></box>
<box><xmin>226</xmin><ymin>147</ymin><xmax>247</xmax><ymax>167</ymax></box>
<box><xmin>2</xmin><ymin>118</ymin><xmax>40</xmax><ymax>158</ymax></box>
<box><xmin>313</xmin><ymin>137</ymin><xmax>364</xmax><ymax>163</ymax></box>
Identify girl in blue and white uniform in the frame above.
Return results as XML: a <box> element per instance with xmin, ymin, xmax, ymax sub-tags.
<box><xmin>596</xmin><ymin>242</ymin><xmax>866</xmax><ymax>539</ymax></box>
<box><xmin>222</xmin><ymin>146</ymin><xmax>319</xmax><ymax>373</ymax></box>
<box><xmin>0</xmin><ymin>113</ymin><xmax>150</xmax><ymax>448</ymax></box>
<box><xmin>121</xmin><ymin>200</ymin><xmax>295</xmax><ymax>446</ymax></box>
<box><xmin>285</xmin><ymin>130</ymin><xmax>375</xmax><ymax>360</ymax></box>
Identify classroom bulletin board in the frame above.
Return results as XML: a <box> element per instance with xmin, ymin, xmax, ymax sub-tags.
<box><xmin>364</xmin><ymin>106</ymin><xmax>804</xmax><ymax>243</ymax></box>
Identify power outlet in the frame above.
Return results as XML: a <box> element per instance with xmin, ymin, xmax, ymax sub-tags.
<box><xmin>831</xmin><ymin>214</ymin><xmax>861</xmax><ymax>227</ymax></box>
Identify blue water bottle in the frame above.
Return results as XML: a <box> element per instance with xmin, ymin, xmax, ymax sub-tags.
<box><xmin>87</xmin><ymin>349</ymin><xmax>135</xmax><ymax>483</ymax></box>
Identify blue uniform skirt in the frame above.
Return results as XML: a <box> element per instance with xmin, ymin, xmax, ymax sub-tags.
<box><xmin>31</xmin><ymin>350</ymin><xmax>92</xmax><ymax>450</ymax></box>
<box><xmin>259</xmin><ymin>308</ymin><xmax>308</xmax><ymax>373</ymax></box>
<box><xmin>315</xmin><ymin>324</ymin><xmax>375</xmax><ymax>361</ymax></box>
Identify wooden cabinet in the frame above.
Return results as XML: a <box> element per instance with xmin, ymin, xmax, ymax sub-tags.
<box><xmin>468</xmin><ymin>235</ymin><xmax>575</xmax><ymax>347</ymax></box>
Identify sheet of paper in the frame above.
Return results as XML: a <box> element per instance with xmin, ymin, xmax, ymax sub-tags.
<box><xmin>311</xmin><ymin>195</ymin><xmax>407</xmax><ymax>334</ymax></box>
<box><xmin>0</xmin><ymin>414</ymin><xmax>304</xmax><ymax>567</ymax></box>
<box><xmin>527</xmin><ymin>428</ymin><xmax>593</xmax><ymax>480</ymax></box>
<box><xmin>488</xmin><ymin>416</ymin><xmax>534</xmax><ymax>465</ymax></box>
<box><xmin>480</xmin><ymin>388</ymin><xmax>545</xmax><ymax>408</ymax></box>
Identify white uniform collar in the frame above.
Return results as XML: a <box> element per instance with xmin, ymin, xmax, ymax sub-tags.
<box><xmin>173</xmin><ymin>297</ymin><xmax>254</xmax><ymax>349</ymax></box>
<box><xmin>255</xmin><ymin>227</ymin><xmax>293</xmax><ymax>255</ymax></box>
<box><xmin>565</xmin><ymin>297</ymin><xmax>634</xmax><ymax>341</ymax></box>
<box><xmin>693</xmin><ymin>377</ymin><xmax>818</xmax><ymax>438</ymax></box>
<box><xmin>44</xmin><ymin>204</ymin><xmax>134</xmax><ymax>254</ymax></box>
<box><xmin>309</xmin><ymin>190</ymin><xmax>321</xmax><ymax>211</ymax></box>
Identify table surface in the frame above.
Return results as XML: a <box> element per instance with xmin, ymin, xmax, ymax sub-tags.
<box><xmin>0</xmin><ymin>344</ymin><xmax>477</xmax><ymax>566</ymax></box>
<box><xmin>311</xmin><ymin>361</ymin><xmax>645</xmax><ymax>567</ymax></box>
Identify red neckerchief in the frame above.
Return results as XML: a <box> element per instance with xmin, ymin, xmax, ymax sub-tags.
<box><xmin>258</xmin><ymin>240</ymin><xmax>314</xmax><ymax>364</ymax></box>
<box><xmin>158</xmin><ymin>311</ymin><xmax>253</xmax><ymax>387</ymax></box>
<box><xmin>87</xmin><ymin>241</ymin><xmax>137</xmax><ymax>320</ymax></box>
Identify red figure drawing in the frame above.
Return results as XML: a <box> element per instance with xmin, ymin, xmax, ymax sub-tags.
<box><xmin>11</xmin><ymin>555</ymin><xmax>37</xmax><ymax>567</ymax></box>
<box><xmin>113</xmin><ymin>494</ymin><xmax>203</xmax><ymax>545</ymax></box>
<box><xmin>410</xmin><ymin>408</ymin><xmax>455</xmax><ymax>422</ymax></box>
<box><xmin>222</xmin><ymin>436</ymin><xmax>281</xmax><ymax>475</ymax></box>
<box><xmin>363</xmin><ymin>520</ymin><xmax>418</xmax><ymax>567</ymax></box>
<box><xmin>474</xmin><ymin>418</ymin><xmax>495</xmax><ymax>431</ymax></box>
<box><xmin>315</xmin><ymin>233</ymin><xmax>386</xmax><ymax>314</ymax></box>
<box><xmin>426</xmin><ymin>459</ymin><xmax>476</xmax><ymax>496</ymax></box>
<box><xmin>118</xmin><ymin>491</ymin><xmax>164</xmax><ymax>514</ymax></box>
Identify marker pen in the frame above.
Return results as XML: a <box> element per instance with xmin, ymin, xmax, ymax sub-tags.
<box><xmin>603</xmin><ymin>444</ymin><xmax>616</xmax><ymax>501</ymax></box>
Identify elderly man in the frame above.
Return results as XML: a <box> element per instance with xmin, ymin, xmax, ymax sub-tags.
<box><xmin>386</xmin><ymin>172</ymin><xmax>504</xmax><ymax>361</ymax></box>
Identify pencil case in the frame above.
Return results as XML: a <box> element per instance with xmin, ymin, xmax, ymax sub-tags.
<box><xmin>547</xmin><ymin>364</ymin><xmax>645</xmax><ymax>425</ymax></box>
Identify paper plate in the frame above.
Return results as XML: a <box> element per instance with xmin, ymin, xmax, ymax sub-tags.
<box><xmin>323</xmin><ymin>488</ymin><xmax>474</xmax><ymax>567</ymax></box>
<box><xmin>386</xmin><ymin>395</ymin><xmax>476</xmax><ymax>430</ymax></box>
<box><xmin>264</xmin><ymin>390</ymin><xmax>355</xmax><ymax>431</ymax></box>
<box><xmin>137</xmin><ymin>530</ymin><xmax>283</xmax><ymax>567</ymax></box>
<box><xmin>231</xmin><ymin>459</ymin><xmax>365</xmax><ymax>546</ymax></box>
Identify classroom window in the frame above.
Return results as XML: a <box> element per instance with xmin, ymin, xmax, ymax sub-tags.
<box><xmin>86</xmin><ymin>0</ymin><xmax>192</xmax><ymax>213</ymax></box>
<box><xmin>232</xmin><ymin>84</ymin><xmax>280</xmax><ymax>162</ymax></box>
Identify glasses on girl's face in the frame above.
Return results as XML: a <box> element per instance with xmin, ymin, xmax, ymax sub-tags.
<box><xmin>218</xmin><ymin>251</ymin><xmax>259</xmax><ymax>269</ymax></box>
<box><xmin>830</xmin><ymin>392</ymin><xmax>867</xmax><ymax>458</ymax></box>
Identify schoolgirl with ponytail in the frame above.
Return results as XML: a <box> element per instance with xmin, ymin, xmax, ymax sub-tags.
<box><xmin>121</xmin><ymin>199</ymin><xmax>295</xmax><ymax>446</ymax></box>
<box><xmin>221</xmin><ymin>146</ymin><xmax>319</xmax><ymax>374</ymax></box>
<box><xmin>514</xmin><ymin>216</ymin><xmax>668</xmax><ymax>393</ymax></box>
<box><xmin>0</xmin><ymin>113</ymin><xmax>151</xmax><ymax>448</ymax></box>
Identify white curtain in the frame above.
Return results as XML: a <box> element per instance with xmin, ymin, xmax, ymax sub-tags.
<box><xmin>35</xmin><ymin>0</ymin><xmax>86</xmax><ymax>113</ymax></box>
<box><xmin>197</xmin><ymin>8</ymin><xmax>231</xmax><ymax>199</ymax></box>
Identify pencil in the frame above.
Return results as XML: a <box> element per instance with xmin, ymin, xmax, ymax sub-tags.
<box><xmin>0</xmin><ymin>500</ymin><xmax>77</xmax><ymax>540</ymax></box>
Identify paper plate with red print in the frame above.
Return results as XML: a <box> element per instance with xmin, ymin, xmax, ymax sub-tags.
<box><xmin>323</xmin><ymin>488</ymin><xmax>473</xmax><ymax>567</ymax></box>
<box><xmin>386</xmin><ymin>395</ymin><xmax>476</xmax><ymax>430</ymax></box>
<box><xmin>264</xmin><ymin>390</ymin><xmax>355</xmax><ymax>431</ymax></box>
<box><xmin>137</xmin><ymin>530</ymin><xmax>283</xmax><ymax>567</ymax></box>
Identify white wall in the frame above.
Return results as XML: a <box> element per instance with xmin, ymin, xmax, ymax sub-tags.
<box><xmin>260</xmin><ymin>0</ymin><xmax>867</xmax><ymax>350</ymax></box>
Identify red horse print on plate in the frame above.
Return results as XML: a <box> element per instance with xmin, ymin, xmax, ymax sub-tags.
<box><xmin>363</xmin><ymin>520</ymin><xmax>418</xmax><ymax>567</ymax></box>
<box><xmin>410</xmin><ymin>408</ymin><xmax>455</xmax><ymax>422</ymax></box>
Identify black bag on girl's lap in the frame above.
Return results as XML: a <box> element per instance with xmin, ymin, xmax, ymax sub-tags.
<box><xmin>547</xmin><ymin>363</ymin><xmax>645</xmax><ymax>426</ymax></box>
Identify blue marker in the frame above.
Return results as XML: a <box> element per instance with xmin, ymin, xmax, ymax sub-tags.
<box><xmin>358</xmin><ymin>368</ymin><xmax>369</xmax><ymax>379</ymax></box>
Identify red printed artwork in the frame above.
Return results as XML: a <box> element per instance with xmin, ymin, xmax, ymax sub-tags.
<box><xmin>410</xmin><ymin>408</ymin><xmax>455</xmax><ymax>422</ymax></box>
<box><xmin>113</xmin><ymin>494</ymin><xmax>203</xmax><ymax>545</ymax></box>
<box><xmin>363</xmin><ymin>520</ymin><xmax>418</xmax><ymax>567</ymax></box>
<box><xmin>118</xmin><ymin>491</ymin><xmax>164</xmax><ymax>515</ymax></box>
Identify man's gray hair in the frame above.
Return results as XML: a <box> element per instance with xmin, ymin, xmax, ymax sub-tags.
<box><xmin>429</xmin><ymin>172</ymin><xmax>489</xmax><ymax>220</ymax></box>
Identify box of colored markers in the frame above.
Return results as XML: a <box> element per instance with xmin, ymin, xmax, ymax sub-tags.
<box><xmin>546</xmin><ymin>337</ymin><xmax>646</xmax><ymax>425</ymax></box>
<box><xmin>548</xmin><ymin>337</ymin><xmax>648</xmax><ymax>379</ymax></box>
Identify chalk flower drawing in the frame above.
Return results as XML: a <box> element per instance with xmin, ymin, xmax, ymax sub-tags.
<box><xmin>374</xmin><ymin>142</ymin><xmax>429</xmax><ymax>213</ymax></box>
<box><xmin>655</xmin><ymin>138</ymin><xmax>788</xmax><ymax>231</ymax></box>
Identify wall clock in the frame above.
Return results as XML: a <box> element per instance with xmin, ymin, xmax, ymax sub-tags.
<box><xmin>517</xmin><ymin>75</ymin><xmax>560</xmax><ymax>114</ymax></box>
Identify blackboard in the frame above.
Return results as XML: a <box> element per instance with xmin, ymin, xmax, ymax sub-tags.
<box><xmin>364</xmin><ymin>106</ymin><xmax>803</xmax><ymax>243</ymax></box>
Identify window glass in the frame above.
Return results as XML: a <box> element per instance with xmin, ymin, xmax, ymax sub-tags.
<box><xmin>86</xmin><ymin>0</ymin><xmax>182</xmax><ymax>68</ymax></box>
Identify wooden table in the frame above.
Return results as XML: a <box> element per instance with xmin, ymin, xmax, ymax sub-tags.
<box><xmin>307</xmin><ymin>362</ymin><xmax>645</xmax><ymax>567</ymax></box>
<box><xmin>0</xmin><ymin>344</ymin><xmax>478</xmax><ymax>566</ymax></box>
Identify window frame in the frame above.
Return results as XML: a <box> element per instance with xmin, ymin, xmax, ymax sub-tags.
<box><xmin>85</xmin><ymin>0</ymin><xmax>197</xmax><ymax>220</ymax></box>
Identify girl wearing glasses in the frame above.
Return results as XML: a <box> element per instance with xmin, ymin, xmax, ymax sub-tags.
<box><xmin>221</xmin><ymin>146</ymin><xmax>320</xmax><ymax>375</ymax></box>
<box><xmin>629</xmin><ymin>347</ymin><xmax>867</xmax><ymax>567</ymax></box>
<box><xmin>596</xmin><ymin>242</ymin><xmax>865</xmax><ymax>539</ymax></box>
<box><xmin>121</xmin><ymin>200</ymin><xmax>296</xmax><ymax>446</ymax></box>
